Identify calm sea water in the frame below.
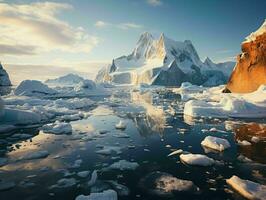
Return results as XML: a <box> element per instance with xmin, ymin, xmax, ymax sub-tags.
<box><xmin>0</xmin><ymin>87</ymin><xmax>265</xmax><ymax>200</ymax></box>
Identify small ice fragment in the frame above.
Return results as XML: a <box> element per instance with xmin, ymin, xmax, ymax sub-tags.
<box><xmin>168</xmin><ymin>149</ymin><xmax>183</xmax><ymax>157</ymax></box>
<box><xmin>115</xmin><ymin>120</ymin><xmax>126</xmax><ymax>130</ymax></box>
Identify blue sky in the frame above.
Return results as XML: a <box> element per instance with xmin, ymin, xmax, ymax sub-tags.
<box><xmin>1</xmin><ymin>0</ymin><xmax>266</xmax><ymax>83</ymax></box>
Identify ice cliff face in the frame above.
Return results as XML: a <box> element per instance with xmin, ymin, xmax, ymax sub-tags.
<box><xmin>96</xmin><ymin>32</ymin><xmax>234</xmax><ymax>86</ymax></box>
<box><xmin>0</xmin><ymin>62</ymin><xmax>11</xmax><ymax>86</ymax></box>
<box><xmin>225</xmin><ymin>19</ymin><xmax>266</xmax><ymax>93</ymax></box>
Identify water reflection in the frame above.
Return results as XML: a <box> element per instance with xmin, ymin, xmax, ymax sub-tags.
<box><xmin>232</xmin><ymin>122</ymin><xmax>266</xmax><ymax>163</ymax></box>
<box><xmin>130</xmin><ymin>91</ymin><xmax>166</xmax><ymax>137</ymax></box>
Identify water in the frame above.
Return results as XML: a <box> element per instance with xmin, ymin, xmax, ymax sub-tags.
<box><xmin>0</xmin><ymin>87</ymin><xmax>265</xmax><ymax>200</ymax></box>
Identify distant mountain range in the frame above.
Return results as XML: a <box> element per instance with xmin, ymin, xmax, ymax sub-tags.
<box><xmin>96</xmin><ymin>32</ymin><xmax>235</xmax><ymax>86</ymax></box>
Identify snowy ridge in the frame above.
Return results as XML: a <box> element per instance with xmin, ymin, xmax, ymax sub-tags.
<box><xmin>96</xmin><ymin>32</ymin><xmax>235</xmax><ymax>86</ymax></box>
<box><xmin>244</xmin><ymin>19</ymin><xmax>266</xmax><ymax>43</ymax></box>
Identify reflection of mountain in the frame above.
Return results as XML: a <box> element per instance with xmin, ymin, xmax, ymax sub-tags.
<box><xmin>130</xmin><ymin>91</ymin><xmax>166</xmax><ymax>137</ymax></box>
<box><xmin>233</xmin><ymin>122</ymin><xmax>266</xmax><ymax>163</ymax></box>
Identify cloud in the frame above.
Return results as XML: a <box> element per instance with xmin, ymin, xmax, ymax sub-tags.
<box><xmin>95</xmin><ymin>20</ymin><xmax>143</xmax><ymax>30</ymax></box>
<box><xmin>0</xmin><ymin>44</ymin><xmax>38</xmax><ymax>55</ymax></box>
<box><xmin>95</xmin><ymin>20</ymin><xmax>109</xmax><ymax>28</ymax></box>
<box><xmin>147</xmin><ymin>0</ymin><xmax>162</xmax><ymax>6</ymax></box>
<box><xmin>117</xmin><ymin>23</ymin><xmax>143</xmax><ymax>30</ymax></box>
<box><xmin>0</xmin><ymin>2</ymin><xmax>100</xmax><ymax>55</ymax></box>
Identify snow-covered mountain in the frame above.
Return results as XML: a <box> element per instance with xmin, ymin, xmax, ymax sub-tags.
<box><xmin>0</xmin><ymin>62</ymin><xmax>11</xmax><ymax>86</ymax></box>
<box><xmin>95</xmin><ymin>32</ymin><xmax>235</xmax><ymax>86</ymax></box>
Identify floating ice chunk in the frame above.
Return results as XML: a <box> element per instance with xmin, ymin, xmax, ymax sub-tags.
<box><xmin>96</xmin><ymin>146</ymin><xmax>122</xmax><ymax>155</ymax></box>
<box><xmin>237</xmin><ymin>155</ymin><xmax>253</xmax><ymax>163</ymax></box>
<box><xmin>167</xmin><ymin>149</ymin><xmax>183</xmax><ymax>157</ymax></box>
<box><xmin>237</xmin><ymin>140</ymin><xmax>252</xmax><ymax>146</ymax></box>
<box><xmin>71</xmin><ymin>159</ymin><xmax>83</xmax><ymax>168</ymax></box>
<box><xmin>201</xmin><ymin>136</ymin><xmax>230</xmax><ymax>152</ymax></box>
<box><xmin>88</xmin><ymin>170</ymin><xmax>97</xmax><ymax>187</ymax></box>
<box><xmin>50</xmin><ymin>178</ymin><xmax>77</xmax><ymax>188</ymax></box>
<box><xmin>115</xmin><ymin>120</ymin><xmax>126</xmax><ymax>130</ymax></box>
<box><xmin>77</xmin><ymin>171</ymin><xmax>90</xmax><ymax>178</ymax></box>
<box><xmin>251</xmin><ymin>136</ymin><xmax>260</xmax><ymax>143</ymax></box>
<box><xmin>140</xmin><ymin>171</ymin><xmax>199</xmax><ymax>196</ymax></box>
<box><xmin>75</xmin><ymin>189</ymin><xmax>117</xmax><ymax>200</ymax></box>
<box><xmin>54</xmin><ymin>98</ymin><xmax>94</xmax><ymax>109</ymax></box>
<box><xmin>42</xmin><ymin>121</ymin><xmax>72</xmax><ymax>134</ymax></box>
<box><xmin>107</xmin><ymin>181</ymin><xmax>130</xmax><ymax>196</ymax></box>
<box><xmin>19</xmin><ymin>150</ymin><xmax>49</xmax><ymax>160</ymax></box>
<box><xmin>113</xmin><ymin>133</ymin><xmax>130</xmax><ymax>138</ymax></box>
<box><xmin>107</xmin><ymin>160</ymin><xmax>139</xmax><ymax>170</ymax></box>
<box><xmin>14</xmin><ymin>80</ymin><xmax>57</xmax><ymax>96</ymax></box>
<box><xmin>180</xmin><ymin>153</ymin><xmax>215</xmax><ymax>166</ymax></box>
<box><xmin>226</xmin><ymin>175</ymin><xmax>266</xmax><ymax>200</ymax></box>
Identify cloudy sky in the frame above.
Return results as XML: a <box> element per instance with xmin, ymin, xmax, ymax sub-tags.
<box><xmin>1</xmin><ymin>0</ymin><xmax>265</xmax><ymax>84</ymax></box>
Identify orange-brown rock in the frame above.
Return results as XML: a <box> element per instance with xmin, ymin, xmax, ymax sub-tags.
<box><xmin>225</xmin><ymin>29</ymin><xmax>266</xmax><ymax>93</ymax></box>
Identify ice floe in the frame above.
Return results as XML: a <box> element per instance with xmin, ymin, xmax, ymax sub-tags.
<box><xmin>115</xmin><ymin>120</ymin><xmax>126</xmax><ymax>130</ymax></box>
<box><xmin>42</xmin><ymin>121</ymin><xmax>72</xmax><ymax>134</ymax></box>
<box><xmin>75</xmin><ymin>189</ymin><xmax>117</xmax><ymax>200</ymax></box>
<box><xmin>77</xmin><ymin>171</ymin><xmax>90</xmax><ymax>178</ymax></box>
<box><xmin>180</xmin><ymin>153</ymin><xmax>215</xmax><ymax>166</ymax></box>
<box><xmin>88</xmin><ymin>170</ymin><xmax>97</xmax><ymax>187</ymax></box>
<box><xmin>107</xmin><ymin>160</ymin><xmax>139</xmax><ymax>170</ymax></box>
<box><xmin>226</xmin><ymin>175</ymin><xmax>266</xmax><ymax>200</ymax></box>
<box><xmin>96</xmin><ymin>146</ymin><xmax>122</xmax><ymax>156</ymax></box>
<box><xmin>201</xmin><ymin>136</ymin><xmax>230</xmax><ymax>152</ymax></box>
<box><xmin>50</xmin><ymin>178</ymin><xmax>77</xmax><ymax>189</ymax></box>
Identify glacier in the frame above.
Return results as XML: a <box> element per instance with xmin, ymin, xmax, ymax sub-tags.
<box><xmin>95</xmin><ymin>32</ymin><xmax>235</xmax><ymax>86</ymax></box>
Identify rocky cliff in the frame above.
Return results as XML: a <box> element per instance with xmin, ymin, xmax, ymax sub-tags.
<box><xmin>225</xmin><ymin>20</ymin><xmax>266</xmax><ymax>93</ymax></box>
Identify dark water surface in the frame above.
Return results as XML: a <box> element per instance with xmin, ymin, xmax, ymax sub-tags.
<box><xmin>0</xmin><ymin>87</ymin><xmax>265</xmax><ymax>200</ymax></box>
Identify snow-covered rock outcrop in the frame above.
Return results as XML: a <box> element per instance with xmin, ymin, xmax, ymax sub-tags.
<box><xmin>0</xmin><ymin>62</ymin><xmax>11</xmax><ymax>86</ymax></box>
<box><xmin>225</xmin><ymin>19</ymin><xmax>266</xmax><ymax>93</ymax></box>
<box><xmin>96</xmin><ymin>32</ymin><xmax>234</xmax><ymax>86</ymax></box>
